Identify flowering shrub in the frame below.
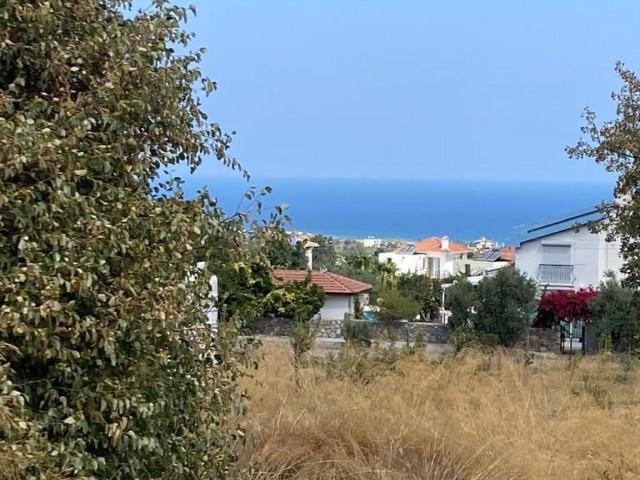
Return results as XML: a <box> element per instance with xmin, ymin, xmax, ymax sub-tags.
<box><xmin>538</xmin><ymin>288</ymin><xmax>598</xmax><ymax>324</ymax></box>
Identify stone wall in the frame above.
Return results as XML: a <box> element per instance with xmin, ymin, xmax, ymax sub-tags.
<box><xmin>253</xmin><ymin>317</ymin><xmax>451</xmax><ymax>344</ymax></box>
<box><xmin>255</xmin><ymin>319</ymin><xmax>604</xmax><ymax>354</ymax></box>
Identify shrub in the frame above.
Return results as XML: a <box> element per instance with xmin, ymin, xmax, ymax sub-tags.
<box><xmin>378</xmin><ymin>289</ymin><xmax>421</xmax><ymax>323</ymax></box>
<box><xmin>264</xmin><ymin>276</ymin><xmax>325</xmax><ymax>366</ymax></box>
<box><xmin>445</xmin><ymin>278</ymin><xmax>477</xmax><ymax>329</ymax></box>
<box><xmin>343</xmin><ymin>320</ymin><xmax>373</xmax><ymax>347</ymax></box>
<box><xmin>589</xmin><ymin>273</ymin><xmax>640</xmax><ymax>353</ymax></box>
<box><xmin>474</xmin><ymin>268</ymin><xmax>537</xmax><ymax>346</ymax></box>
<box><xmin>0</xmin><ymin>2</ymin><xmax>266</xmax><ymax>477</ymax></box>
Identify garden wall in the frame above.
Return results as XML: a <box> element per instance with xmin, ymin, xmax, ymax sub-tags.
<box><xmin>254</xmin><ymin>318</ymin><xmax>598</xmax><ymax>354</ymax></box>
<box><xmin>254</xmin><ymin>318</ymin><xmax>451</xmax><ymax>344</ymax></box>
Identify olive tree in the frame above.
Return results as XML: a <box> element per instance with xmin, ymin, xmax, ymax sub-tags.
<box><xmin>0</xmin><ymin>1</ymin><xmax>272</xmax><ymax>478</ymax></box>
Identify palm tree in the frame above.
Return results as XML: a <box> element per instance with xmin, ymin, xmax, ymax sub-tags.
<box><xmin>377</xmin><ymin>259</ymin><xmax>398</xmax><ymax>290</ymax></box>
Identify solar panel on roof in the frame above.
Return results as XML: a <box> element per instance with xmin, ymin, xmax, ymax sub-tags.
<box><xmin>477</xmin><ymin>250</ymin><xmax>501</xmax><ymax>262</ymax></box>
<box><xmin>405</xmin><ymin>246</ymin><xmax>417</xmax><ymax>255</ymax></box>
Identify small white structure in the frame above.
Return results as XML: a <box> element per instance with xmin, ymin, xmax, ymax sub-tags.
<box><xmin>378</xmin><ymin>236</ymin><xmax>473</xmax><ymax>279</ymax></box>
<box><xmin>515</xmin><ymin>207</ymin><xmax>623</xmax><ymax>290</ymax></box>
<box><xmin>272</xmin><ymin>269</ymin><xmax>372</xmax><ymax>320</ymax></box>
<box><xmin>362</xmin><ymin>237</ymin><xmax>383</xmax><ymax>248</ymax></box>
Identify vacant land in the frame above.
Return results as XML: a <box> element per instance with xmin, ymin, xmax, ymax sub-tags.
<box><xmin>237</xmin><ymin>345</ymin><xmax>640</xmax><ymax>480</ymax></box>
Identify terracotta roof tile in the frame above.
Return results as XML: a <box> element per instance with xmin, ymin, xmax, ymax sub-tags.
<box><xmin>499</xmin><ymin>247</ymin><xmax>516</xmax><ymax>262</ymax></box>
<box><xmin>272</xmin><ymin>269</ymin><xmax>372</xmax><ymax>294</ymax></box>
<box><xmin>414</xmin><ymin>237</ymin><xmax>473</xmax><ymax>254</ymax></box>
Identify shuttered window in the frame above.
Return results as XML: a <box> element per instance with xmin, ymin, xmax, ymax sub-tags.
<box><xmin>542</xmin><ymin>244</ymin><xmax>571</xmax><ymax>265</ymax></box>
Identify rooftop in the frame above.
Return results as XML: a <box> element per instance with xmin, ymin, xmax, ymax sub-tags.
<box><xmin>515</xmin><ymin>206</ymin><xmax>605</xmax><ymax>246</ymax></box>
<box><xmin>272</xmin><ymin>269</ymin><xmax>373</xmax><ymax>295</ymax></box>
<box><xmin>414</xmin><ymin>237</ymin><xmax>473</xmax><ymax>254</ymax></box>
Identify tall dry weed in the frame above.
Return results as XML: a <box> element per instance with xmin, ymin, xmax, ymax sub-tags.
<box><xmin>238</xmin><ymin>345</ymin><xmax>640</xmax><ymax>480</ymax></box>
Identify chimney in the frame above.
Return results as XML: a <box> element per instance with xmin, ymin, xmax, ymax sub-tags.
<box><xmin>302</xmin><ymin>239</ymin><xmax>319</xmax><ymax>270</ymax></box>
<box><xmin>305</xmin><ymin>248</ymin><xmax>313</xmax><ymax>270</ymax></box>
<box><xmin>441</xmin><ymin>236</ymin><xmax>450</xmax><ymax>251</ymax></box>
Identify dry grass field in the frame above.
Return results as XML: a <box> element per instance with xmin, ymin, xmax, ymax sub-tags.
<box><xmin>237</xmin><ymin>344</ymin><xmax>640</xmax><ymax>480</ymax></box>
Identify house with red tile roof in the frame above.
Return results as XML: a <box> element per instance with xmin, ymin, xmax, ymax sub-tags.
<box><xmin>272</xmin><ymin>269</ymin><xmax>372</xmax><ymax>320</ymax></box>
<box><xmin>377</xmin><ymin>236</ymin><xmax>473</xmax><ymax>279</ymax></box>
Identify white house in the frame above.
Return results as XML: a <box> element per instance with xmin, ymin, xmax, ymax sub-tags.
<box><xmin>378</xmin><ymin>236</ymin><xmax>473</xmax><ymax>279</ymax></box>
<box><xmin>272</xmin><ymin>269</ymin><xmax>372</xmax><ymax>320</ymax></box>
<box><xmin>515</xmin><ymin>206</ymin><xmax>623</xmax><ymax>291</ymax></box>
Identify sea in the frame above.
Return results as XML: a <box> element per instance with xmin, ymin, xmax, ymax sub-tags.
<box><xmin>184</xmin><ymin>177</ymin><xmax>614</xmax><ymax>245</ymax></box>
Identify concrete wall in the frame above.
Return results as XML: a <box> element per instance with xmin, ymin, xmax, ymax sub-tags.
<box><xmin>320</xmin><ymin>295</ymin><xmax>353</xmax><ymax>320</ymax></box>
<box><xmin>516</xmin><ymin>228</ymin><xmax>623</xmax><ymax>290</ymax></box>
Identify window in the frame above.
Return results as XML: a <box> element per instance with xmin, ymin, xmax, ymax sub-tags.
<box><xmin>542</xmin><ymin>244</ymin><xmax>571</xmax><ymax>265</ymax></box>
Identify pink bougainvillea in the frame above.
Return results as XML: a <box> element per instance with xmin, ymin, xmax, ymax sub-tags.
<box><xmin>538</xmin><ymin>288</ymin><xmax>598</xmax><ymax>324</ymax></box>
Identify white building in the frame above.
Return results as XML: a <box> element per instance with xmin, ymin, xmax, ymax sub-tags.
<box><xmin>272</xmin><ymin>269</ymin><xmax>372</xmax><ymax>320</ymax></box>
<box><xmin>515</xmin><ymin>207</ymin><xmax>623</xmax><ymax>290</ymax></box>
<box><xmin>361</xmin><ymin>237</ymin><xmax>383</xmax><ymax>248</ymax></box>
<box><xmin>378</xmin><ymin>236</ymin><xmax>473</xmax><ymax>279</ymax></box>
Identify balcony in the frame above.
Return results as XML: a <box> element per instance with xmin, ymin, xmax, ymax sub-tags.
<box><xmin>537</xmin><ymin>264</ymin><xmax>574</xmax><ymax>285</ymax></box>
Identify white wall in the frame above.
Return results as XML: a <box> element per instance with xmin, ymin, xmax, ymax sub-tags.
<box><xmin>378</xmin><ymin>252</ymin><xmax>427</xmax><ymax>275</ymax></box>
<box><xmin>320</xmin><ymin>294</ymin><xmax>353</xmax><ymax>320</ymax></box>
<box><xmin>597</xmin><ymin>232</ymin><xmax>624</xmax><ymax>280</ymax></box>
<box><xmin>453</xmin><ymin>259</ymin><xmax>511</xmax><ymax>276</ymax></box>
<box><xmin>378</xmin><ymin>251</ymin><xmax>470</xmax><ymax>278</ymax></box>
<box><xmin>516</xmin><ymin>228</ymin><xmax>623</xmax><ymax>289</ymax></box>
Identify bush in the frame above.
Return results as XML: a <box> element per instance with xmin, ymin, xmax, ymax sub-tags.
<box><xmin>264</xmin><ymin>276</ymin><xmax>325</xmax><ymax>365</ymax></box>
<box><xmin>590</xmin><ymin>273</ymin><xmax>640</xmax><ymax>353</ymax></box>
<box><xmin>445</xmin><ymin>278</ymin><xmax>477</xmax><ymax>329</ymax></box>
<box><xmin>343</xmin><ymin>320</ymin><xmax>373</xmax><ymax>347</ymax></box>
<box><xmin>474</xmin><ymin>268</ymin><xmax>537</xmax><ymax>346</ymax></box>
<box><xmin>0</xmin><ymin>2</ymin><xmax>264</xmax><ymax>477</ymax></box>
<box><xmin>378</xmin><ymin>289</ymin><xmax>421</xmax><ymax>323</ymax></box>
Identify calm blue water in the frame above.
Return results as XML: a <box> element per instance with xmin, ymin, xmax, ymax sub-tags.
<box><xmin>185</xmin><ymin>177</ymin><xmax>614</xmax><ymax>245</ymax></box>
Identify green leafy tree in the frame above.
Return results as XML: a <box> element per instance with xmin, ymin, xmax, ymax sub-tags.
<box><xmin>266</xmin><ymin>233</ymin><xmax>307</xmax><ymax>269</ymax></box>
<box><xmin>474</xmin><ymin>269</ymin><xmax>537</xmax><ymax>346</ymax></box>
<box><xmin>310</xmin><ymin>234</ymin><xmax>337</xmax><ymax>271</ymax></box>
<box><xmin>445</xmin><ymin>278</ymin><xmax>477</xmax><ymax>329</ymax></box>
<box><xmin>263</xmin><ymin>276</ymin><xmax>325</xmax><ymax>365</ymax></box>
<box><xmin>589</xmin><ymin>273</ymin><xmax>640</xmax><ymax>353</ymax></box>
<box><xmin>567</xmin><ymin>63</ymin><xmax>640</xmax><ymax>288</ymax></box>
<box><xmin>396</xmin><ymin>274</ymin><xmax>442</xmax><ymax>321</ymax></box>
<box><xmin>378</xmin><ymin>289</ymin><xmax>421</xmax><ymax>323</ymax></box>
<box><xmin>0</xmin><ymin>1</ymin><xmax>271</xmax><ymax>477</ymax></box>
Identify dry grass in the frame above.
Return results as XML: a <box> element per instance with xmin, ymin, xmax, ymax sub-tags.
<box><xmin>237</xmin><ymin>345</ymin><xmax>640</xmax><ymax>480</ymax></box>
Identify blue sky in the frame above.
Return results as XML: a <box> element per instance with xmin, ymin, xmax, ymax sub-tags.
<box><xmin>172</xmin><ymin>1</ymin><xmax>639</xmax><ymax>183</ymax></box>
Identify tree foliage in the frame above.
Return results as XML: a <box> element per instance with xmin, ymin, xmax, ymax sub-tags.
<box><xmin>445</xmin><ymin>278</ymin><xmax>477</xmax><ymax>329</ymax></box>
<box><xmin>263</xmin><ymin>278</ymin><xmax>325</xmax><ymax>323</ymax></box>
<box><xmin>589</xmin><ymin>274</ymin><xmax>640</xmax><ymax>353</ymax></box>
<box><xmin>264</xmin><ymin>276</ymin><xmax>325</xmax><ymax>365</ymax></box>
<box><xmin>310</xmin><ymin>234</ymin><xmax>337</xmax><ymax>271</ymax></box>
<box><xmin>567</xmin><ymin>63</ymin><xmax>640</xmax><ymax>288</ymax></box>
<box><xmin>377</xmin><ymin>289</ymin><xmax>421</xmax><ymax>323</ymax></box>
<box><xmin>0</xmin><ymin>1</ymin><xmax>272</xmax><ymax>477</ymax></box>
<box><xmin>474</xmin><ymin>269</ymin><xmax>537</xmax><ymax>346</ymax></box>
<box><xmin>266</xmin><ymin>232</ymin><xmax>307</xmax><ymax>269</ymax></box>
<box><xmin>396</xmin><ymin>273</ymin><xmax>442</xmax><ymax>321</ymax></box>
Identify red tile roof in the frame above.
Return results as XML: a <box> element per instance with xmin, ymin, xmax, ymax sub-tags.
<box><xmin>499</xmin><ymin>247</ymin><xmax>516</xmax><ymax>262</ymax></box>
<box><xmin>414</xmin><ymin>237</ymin><xmax>473</xmax><ymax>254</ymax></box>
<box><xmin>272</xmin><ymin>269</ymin><xmax>372</xmax><ymax>295</ymax></box>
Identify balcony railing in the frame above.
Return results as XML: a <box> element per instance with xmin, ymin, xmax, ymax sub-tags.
<box><xmin>538</xmin><ymin>264</ymin><xmax>574</xmax><ymax>285</ymax></box>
